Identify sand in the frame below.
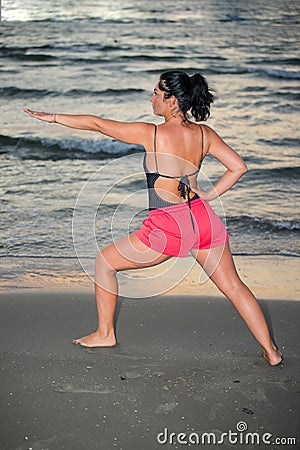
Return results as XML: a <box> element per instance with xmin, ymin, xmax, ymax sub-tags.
<box><xmin>0</xmin><ymin>289</ymin><xmax>299</xmax><ymax>450</ymax></box>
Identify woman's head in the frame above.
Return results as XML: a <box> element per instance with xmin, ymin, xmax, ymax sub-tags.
<box><xmin>157</xmin><ymin>70</ymin><xmax>215</xmax><ymax>122</ymax></box>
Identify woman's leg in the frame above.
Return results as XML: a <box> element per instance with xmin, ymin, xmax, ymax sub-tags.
<box><xmin>73</xmin><ymin>232</ymin><xmax>170</xmax><ymax>347</ymax></box>
<box><xmin>191</xmin><ymin>243</ymin><xmax>282</xmax><ymax>366</ymax></box>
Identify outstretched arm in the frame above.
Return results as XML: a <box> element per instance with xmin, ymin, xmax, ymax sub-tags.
<box><xmin>23</xmin><ymin>108</ymin><xmax>153</xmax><ymax>146</ymax></box>
<box><xmin>192</xmin><ymin>125</ymin><xmax>248</xmax><ymax>201</ymax></box>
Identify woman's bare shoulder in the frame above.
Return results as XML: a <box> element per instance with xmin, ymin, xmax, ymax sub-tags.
<box><xmin>198</xmin><ymin>123</ymin><xmax>215</xmax><ymax>134</ymax></box>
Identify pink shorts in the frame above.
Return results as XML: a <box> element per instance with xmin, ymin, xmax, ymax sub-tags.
<box><xmin>135</xmin><ymin>198</ymin><xmax>229</xmax><ymax>257</ymax></box>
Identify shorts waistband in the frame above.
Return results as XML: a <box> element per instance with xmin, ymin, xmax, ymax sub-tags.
<box><xmin>149</xmin><ymin>197</ymin><xmax>204</xmax><ymax>216</ymax></box>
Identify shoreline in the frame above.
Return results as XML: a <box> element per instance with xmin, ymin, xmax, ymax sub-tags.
<box><xmin>1</xmin><ymin>254</ymin><xmax>299</xmax><ymax>301</ymax></box>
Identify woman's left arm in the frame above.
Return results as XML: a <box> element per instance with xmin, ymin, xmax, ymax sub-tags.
<box><xmin>23</xmin><ymin>109</ymin><xmax>153</xmax><ymax>146</ymax></box>
<box><xmin>192</xmin><ymin>125</ymin><xmax>248</xmax><ymax>201</ymax></box>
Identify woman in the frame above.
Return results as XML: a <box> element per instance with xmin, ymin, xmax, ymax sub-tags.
<box><xmin>24</xmin><ymin>70</ymin><xmax>282</xmax><ymax>366</ymax></box>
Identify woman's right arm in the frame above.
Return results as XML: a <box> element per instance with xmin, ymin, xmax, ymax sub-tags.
<box><xmin>23</xmin><ymin>108</ymin><xmax>153</xmax><ymax>146</ymax></box>
<box><xmin>192</xmin><ymin>125</ymin><xmax>248</xmax><ymax>201</ymax></box>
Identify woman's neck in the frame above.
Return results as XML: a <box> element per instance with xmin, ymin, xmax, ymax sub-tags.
<box><xmin>164</xmin><ymin>112</ymin><xmax>184</xmax><ymax>124</ymax></box>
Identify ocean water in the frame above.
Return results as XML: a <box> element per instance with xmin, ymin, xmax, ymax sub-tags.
<box><xmin>0</xmin><ymin>0</ymin><xmax>299</xmax><ymax>289</ymax></box>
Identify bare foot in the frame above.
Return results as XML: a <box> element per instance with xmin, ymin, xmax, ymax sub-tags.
<box><xmin>73</xmin><ymin>331</ymin><xmax>116</xmax><ymax>348</ymax></box>
<box><xmin>262</xmin><ymin>346</ymin><xmax>283</xmax><ymax>366</ymax></box>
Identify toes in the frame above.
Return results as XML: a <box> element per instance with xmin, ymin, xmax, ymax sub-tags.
<box><xmin>72</xmin><ymin>337</ymin><xmax>93</xmax><ymax>347</ymax></box>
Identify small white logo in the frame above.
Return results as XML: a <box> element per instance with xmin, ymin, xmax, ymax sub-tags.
<box><xmin>236</xmin><ymin>421</ymin><xmax>248</xmax><ymax>432</ymax></box>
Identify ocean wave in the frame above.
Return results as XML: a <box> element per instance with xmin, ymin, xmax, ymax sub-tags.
<box><xmin>0</xmin><ymin>43</ymin><xmax>226</xmax><ymax>60</ymax></box>
<box><xmin>176</xmin><ymin>66</ymin><xmax>300</xmax><ymax>80</ymax></box>
<box><xmin>0</xmin><ymin>87</ymin><xmax>60</xmax><ymax>99</ymax></box>
<box><xmin>144</xmin><ymin>66</ymin><xmax>249</xmax><ymax>76</ymax></box>
<box><xmin>0</xmin><ymin>254</ymin><xmax>78</xmax><ymax>259</ymax></box>
<box><xmin>1</xmin><ymin>16</ymin><xmax>181</xmax><ymax>27</ymax></box>
<box><xmin>249</xmin><ymin>67</ymin><xmax>300</xmax><ymax>80</ymax></box>
<box><xmin>4</xmin><ymin>41</ymin><xmax>299</xmax><ymax>82</ymax></box>
<box><xmin>0</xmin><ymin>43</ymin><xmax>227</xmax><ymax>67</ymax></box>
<box><xmin>276</xmin><ymin>91</ymin><xmax>300</xmax><ymax>101</ymax></box>
<box><xmin>257</xmin><ymin>137</ymin><xmax>300</xmax><ymax>148</ymax></box>
<box><xmin>233</xmin><ymin>250</ymin><xmax>300</xmax><ymax>257</ymax></box>
<box><xmin>246</xmin><ymin>57</ymin><xmax>300</xmax><ymax>66</ymax></box>
<box><xmin>0</xmin><ymin>43</ymin><xmax>131</xmax><ymax>55</ymax></box>
<box><xmin>64</xmin><ymin>54</ymin><xmax>189</xmax><ymax>65</ymax></box>
<box><xmin>0</xmin><ymin>45</ymin><xmax>55</xmax><ymax>61</ymax></box>
<box><xmin>65</xmin><ymin>88</ymin><xmax>145</xmax><ymax>97</ymax></box>
<box><xmin>46</xmin><ymin>43</ymin><xmax>132</xmax><ymax>52</ymax></box>
<box><xmin>8</xmin><ymin>16</ymin><xmax>179</xmax><ymax>25</ymax></box>
<box><xmin>228</xmin><ymin>215</ymin><xmax>300</xmax><ymax>233</ymax></box>
<box><xmin>3</xmin><ymin>17</ymin><xmax>136</xmax><ymax>25</ymax></box>
<box><xmin>0</xmin><ymin>86</ymin><xmax>144</xmax><ymax>99</ymax></box>
<box><xmin>1</xmin><ymin>250</ymin><xmax>299</xmax><ymax>258</ymax></box>
<box><xmin>0</xmin><ymin>134</ymin><xmax>143</xmax><ymax>160</ymax></box>
<box><xmin>249</xmin><ymin>166</ymin><xmax>300</xmax><ymax>180</ymax></box>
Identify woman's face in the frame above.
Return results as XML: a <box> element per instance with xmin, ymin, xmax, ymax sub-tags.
<box><xmin>150</xmin><ymin>83</ymin><xmax>167</xmax><ymax>116</ymax></box>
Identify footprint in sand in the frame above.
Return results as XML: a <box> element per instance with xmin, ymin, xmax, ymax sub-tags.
<box><xmin>155</xmin><ymin>391</ymin><xmax>178</xmax><ymax>414</ymax></box>
<box><xmin>270</xmin><ymin>377</ymin><xmax>300</xmax><ymax>393</ymax></box>
<box><xmin>54</xmin><ymin>383</ymin><xmax>111</xmax><ymax>394</ymax></box>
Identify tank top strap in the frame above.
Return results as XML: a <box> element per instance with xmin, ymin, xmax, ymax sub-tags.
<box><xmin>153</xmin><ymin>124</ymin><xmax>159</xmax><ymax>172</ymax></box>
<box><xmin>199</xmin><ymin>124</ymin><xmax>204</xmax><ymax>167</ymax></box>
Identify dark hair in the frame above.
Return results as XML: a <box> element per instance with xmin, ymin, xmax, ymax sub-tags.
<box><xmin>158</xmin><ymin>70</ymin><xmax>215</xmax><ymax>122</ymax></box>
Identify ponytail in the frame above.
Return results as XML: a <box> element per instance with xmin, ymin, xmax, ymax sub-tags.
<box><xmin>158</xmin><ymin>70</ymin><xmax>215</xmax><ymax>122</ymax></box>
<box><xmin>189</xmin><ymin>73</ymin><xmax>215</xmax><ymax>122</ymax></box>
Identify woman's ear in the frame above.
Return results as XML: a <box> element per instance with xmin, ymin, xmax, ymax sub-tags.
<box><xmin>168</xmin><ymin>95</ymin><xmax>180</xmax><ymax>118</ymax></box>
<box><xmin>169</xmin><ymin>95</ymin><xmax>177</xmax><ymax>107</ymax></box>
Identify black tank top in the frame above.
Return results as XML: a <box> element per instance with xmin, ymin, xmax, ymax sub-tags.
<box><xmin>143</xmin><ymin>124</ymin><xmax>204</xmax><ymax>211</ymax></box>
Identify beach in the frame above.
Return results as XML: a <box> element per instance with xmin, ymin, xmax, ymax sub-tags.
<box><xmin>1</xmin><ymin>254</ymin><xmax>300</xmax><ymax>449</ymax></box>
<box><xmin>1</xmin><ymin>0</ymin><xmax>300</xmax><ymax>448</ymax></box>
<box><xmin>0</xmin><ymin>289</ymin><xmax>299</xmax><ymax>450</ymax></box>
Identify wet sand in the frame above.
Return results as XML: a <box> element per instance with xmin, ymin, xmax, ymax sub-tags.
<box><xmin>1</xmin><ymin>255</ymin><xmax>299</xmax><ymax>301</ymax></box>
<box><xmin>0</xmin><ymin>290</ymin><xmax>299</xmax><ymax>449</ymax></box>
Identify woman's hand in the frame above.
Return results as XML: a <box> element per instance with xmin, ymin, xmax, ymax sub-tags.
<box><xmin>191</xmin><ymin>185</ymin><xmax>215</xmax><ymax>202</ymax></box>
<box><xmin>23</xmin><ymin>108</ymin><xmax>56</xmax><ymax>123</ymax></box>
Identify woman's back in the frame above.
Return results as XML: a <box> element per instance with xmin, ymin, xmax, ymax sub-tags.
<box><xmin>144</xmin><ymin>122</ymin><xmax>205</xmax><ymax>205</ymax></box>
